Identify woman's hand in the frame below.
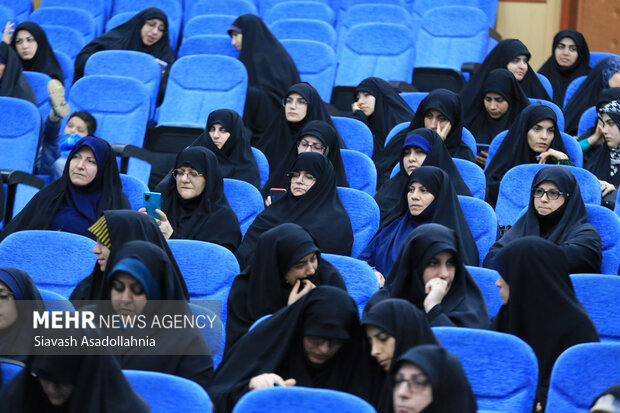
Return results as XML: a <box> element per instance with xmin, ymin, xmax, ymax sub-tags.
<box><xmin>2</xmin><ymin>22</ymin><xmax>14</xmax><ymax>45</ymax></box>
<box><xmin>138</xmin><ymin>208</ymin><xmax>174</xmax><ymax>239</ymax></box>
<box><xmin>587</xmin><ymin>122</ymin><xmax>605</xmax><ymax>147</ymax></box>
<box><xmin>600</xmin><ymin>180</ymin><xmax>616</xmax><ymax>198</ymax></box>
<box><xmin>287</xmin><ymin>278</ymin><xmax>316</xmax><ymax>305</ymax></box>
<box><xmin>476</xmin><ymin>150</ymin><xmax>488</xmax><ymax>168</ymax></box>
<box><xmin>423</xmin><ymin>278</ymin><xmax>449</xmax><ymax>312</ymax></box>
<box><xmin>351</xmin><ymin>101</ymin><xmax>360</xmax><ymax>111</ymax></box>
<box><xmin>249</xmin><ymin>374</ymin><xmax>296</xmax><ymax>390</ymax></box>
<box><xmin>374</xmin><ymin>270</ymin><xmax>385</xmax><ymax>288</ymax></box>
<box><xmin>537</xmin><ymin>148</ymin><xmax>568</xmax><ymax>164</ymax></box>
<box><xmin>434</xmin><ymin>122</ymin><xmax>452</xmax><ymax>141</ymax></box>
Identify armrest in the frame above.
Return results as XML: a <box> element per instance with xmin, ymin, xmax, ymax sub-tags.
<box><xmin>461</xmin><ymin>62</ymin><xmax>481</xmax><ymax>76</ymax></box>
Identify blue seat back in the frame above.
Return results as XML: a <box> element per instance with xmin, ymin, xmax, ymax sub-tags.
<box><xmin>113</xmin><ymin>0</ymin><xmax>182</xmax><ymax>49</ymax></box>
<box><xmin>104</xmin><ymin>11</ymin><xmax>133</xmax><ymax>32</ymax></box>
<box><xmin>158</xmin><ymin>55</ymin><xmax>247</xmax><ymax>128</ymax></box>
<box><xmin>40</xmin><ymin>0</ymin><xmax>105</xmax><ymax>35</ymax></box>
<box><xmin>577</xmin><ymin>106</ymin><xmax>597</xmax><ymax>137</ymax></box>
<box><xmin>585</xmin><ymin>204</ymin><xmax>620</xmax><ymax>275</ymax></box>
<box><xmin>178</xmin><ymin>35</ymin><xmax>239</xmax><ymax>58</ymax></box>
<box><xmin>280</xmin><ymin>39</ymin><xmax>336</xmax><ymax>102</ymax></box>
<box><xmin>322</xmin><ymin>253</ymin><xmax>379</xmax><ymax>316</ymax></box>
<box><xmin>186</xmin><ymin>0</ymin><xmax>257</xmax><ymax>24</ymax></box>
<box><xmin>335</xmin><ymin>22</ymin><xmax>414</xmax><ymax>86</ymax></box>
<box><xmin>340</xmin><ymin>149</ymin><xmax>377</xmax><ymax>196</ymax></box>
<box><xmin>271</xmin><ymin>18</ymin><xmax>337</xmax><ymax>49</ymax></box>
<box><xmin>545</xmin><ymin>343</ymin><xmax>620</xmax><ymax>411</ymax></box>
<box><xmin>22</xmin><ymin>71</ymin><xmax>52</xmax><ymax>120</ymax></box>
<box><xmin>257</xmin><ymin>0</ymin><xmax>330</xmax><ymax>16</ymax></box>
<box><xmin>465</xmin><ymin>266</ymin><xmax>502</xmax><ymax>318</ymax></box>
<box><xmin>0</xmin><ymin>230</ymin><xmax>96</xmax><ymax>298</ymax></box>
<box><xmin>251</xmin><ymin>147</ymin><xmax>269</xmax><ymax>188</ymax></box>
<box><xmin>384</xmin><ymin>121</ymin><xmax>408</xmax><ymax>147</ymax></box>
<box><xmin>535</xmin><ymin>73</ymin><xmax>554</xmax><ymax>100</ymax></box>
<box><xmin>265</xmin><ymin>1</ymin><xmax>335</xmax><ymax>25</ymax></box>
<box><xmin>120</xmin><ymin>173</ymin><xmax>149</xmax><ymax>210</ymax></box>
<box><xmin>461</xmin><ymin>127</ymin><xmax>478</xmax><ymax>156</ymax></box>
<box><xmin>399</xmin><ymin>92</ymin><xmax>428</xmax><ymax>112</ymax></box>
<box><xmin>189</xmin><ymin>302</ymin><xmax>224</xmax><ymax>368</ymax></box>
<box><xmin>0</xmin><ymin>359</ymin><xmax>24</xmax><ymax>387</ymax></box>
<box><xmin>183</xmin><ymin>14</ymin><xmax>237</xmax><ymax>39</ymax></box>
<box><xmin>12</xmin><ymin>184</ymin><xmax>41</xmax><ymax>219</ymax></box>
<box><xmin>570</xmin><ymin>274</ymin><xmax>620</xmax><ymax>343</ymax></box>
<box><xmin>338</xmin><ymin>4</ymin><xmax>412</xmax><ymax>44</ymax></box>
<box><xmin>528</xmin><ymin>99</ymin><xmax>565</xmax><ymax>131</ymax></box>
<box><xmin>0</xmin><ymin>5</ymin><xmax>13</xmax><ymax>30</ymax></box>
<box><xmin>39</xmin><ymin>287</ymin><xmax>76</xmax><ymax>312</ymax></box>
<box><xmin>494</xmin><ymin>164</ymin><xmax>602</xmax><ymax>227</ymax></box>
<box><xmin>223</xmin><ymin>178</ymin><xmax>264</xmax><ymax>236</ymax></box>
<box><xmin>30</xmin><ymin>6</ymin><xmax>96</xmax><ymax>42</ymax></box>
<box><xmin>68</xmin><ymin>75</ymin><xmax>150</xmax><ymax>147</ymax></box>
<box><xmin>54</xmin><ymin>51</ymin><xmax>73</xmax><ymax>94</ymax></box>
<box><xmin>336</xmin><ymin>0</ymin><xmax>405</xmax><ymax>19</ymax></box>
<box><xmin>563</xmin><ymin>75</ymin><xmax>587</xmax><ymax>109</ymax></box>
<box><xmin>40</xmin><ymin>24</ymin><xmax>85</xmax><ymax>59</ymax></box>
<box><xmin>433</xmin><ymin>327</ymin><xmax>538</xmax><ymax>413</ymax></box>
<box><xmin>477</xmin><ymin>0</ymin><xmax>498</xmax><ymax>28</ymax></box>
<box><xmin>0</xmin><ymin>0</ymin><xmax>29</xmax><ymax>22</ymax></box>
<box><xmin>458</xmin><ymin>196</ymin><xmax>497</xmax><ymax>265</ymax></box>
<box><xmin>233</xmin><ymin>386</ymin><xmax>376</xmax><ymax>412</ymax></box>
<box><xmin>248</xmin><ymin>314</ymin><xmax>272</xmax><ymax>331</ymax></box>
<box><xmin>454</xmin><ymin>159</ymin><xmax>485</xmax><ymax>200</ymax></box>
<box><xmin>336</xmin><ymin>187</ymin><xmax>380</xmax><ymax>258</ymax></box>
<box><xmin>590</xmin><ymin>52</ymin><xmax>619</xmax><ymax>68</ymax></box>
<box><xmin>0</xmin><ymin>97</ymin><xmax>41</xmax><ymax>173</ymax></box>
<box><xmin>415</xmin><ymin>6</ymin><xmax>488</xmax><ymax>72</ymax></box>
<box><xmin>331</xmin><ymin>116</ymin><xmax>373</xmax><ymax>158</ymax></box>
<box><xmin>124</xmin><ymin>369</ymin><xmax>213</xmax><ymax>413</ymax></box>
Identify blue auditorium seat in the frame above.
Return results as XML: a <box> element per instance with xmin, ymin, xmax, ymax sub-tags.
<box><xmin>251</xmin><ymin>147</ymin><xmax>269</xmax><ymax>188</ymax></box>
<box><xmin>336</xmin><ymin>187</ymin><xmax>380</xmax><ymax>258</ymax></box>
<box><xmin>570</xmin><ymin>273</ymin><xmax>620</xmax><ymax>342</ymax></box>
<box><xmin>589</xmin><ymin>52</ymin><xmax>619</xmax><ymax>69</ymax></box>
<box><xmin>577</xmin><ymin>106</ymin><xmax>597</xmax><ymax>137</ymax></box>
<box><xmin>233</xmin><ymin>386</ymin><xmax>376</xmax><ymax>413</ymax></box>
<box><xmin>465</xmin><ymin>266</ymin><xmax>502</xmax><ymax>318</ymax></box>
<box><xmin>22</xmin><ymin>71</ymin><xmax>52</xmax><ymax>120</ymax></box>
<box><xmin>104</xmin><ymin>11</ymin><xmax>133</xmax><ymax>32</ymax></box>
<box><xmin>270</xmin><ymin>18</ymin><xmax>337</xmax><ymax>49</ymax></box>
<box><xmin>433</xmin><ymin>327</ymin><xmax>538</xmax><ymax>413</ymax></box>
<box><xmin>322</xmin><ymin>253</ymin><xmax>380</xmax><ymax>316</ymax></box>
<box><xmin>189</xmin><ymin>302</ymin><xmax>224</xmax><ymax>368</ymax></box>
<box><xmin>399</xmin><ymin>91</ymin><xmax>428</xmax><ymax>112</ymax></box>
<box><xmin>478</xmin><ymin>0</ymin><xmax>499</xmax><ymax>28</ymax></box>
<box><xmin>39</xmin><ymin>287</ymin><xmax>76</xmax><ymax>312</ymax></box>
<box><xmin>535</xmin><ymin>73</ymin><xmax>554</xmax><ymax>101</ymax></box>
<box><xmin>563</xmin><ymin>75</ymin><xmax>587</xmax><ymax>109</ymax></box>
<box><xmin>335</xmin><ymin>0</ymin><xmax>405</xmax><ymax>19</ymax></box>
<box><xmin>458</xmin><ymin>196</ymin><xmax>497</xmax><ymax>265</ymax></box>
<box><xmin>0</xmin><ymin>0</ymin><xmax>29</xmax><ymax>23</ymax></box>
<box><xmin>0</xmin><ymin>5</ymin><xmax>13</xmax><ymax>28</ymax></box>
<box><xmin>178</xmin><ymin>35</ymin><xmax>239</xmax><ymax>58</ymax></box>
<box><xmin>30</xmin><ymin>6</ymin><xmax>96</xmax><ymax>42</ymax></box>
<box><xmin>11</xmin><ymin>183</ymin><xmax>42</xmax><ymax>220</ymax></box>
<box><xmin>124</xmin><ymin>369</ymin><xmax>213</xmax><ymax>413</ymax></box>
<box><xmin>183</xmin><ymin>14</ymin><xmax>237</xmax><ymax>39</ymax></box>
<box><xmin>0</xmin><ymin>230</ymin><xmax>96</xmax><ymax>298</ymax></box>
<box><xmin>384</xmin><ymin>121</ymin><xmax>408</xmax><ymax>147</ymax></box>
<box><xmin>340</xmin><ymin>149</ymin><xmax>377</xmax><ymax>196</ymax></box>
<box><xmin>40</xmin><ymin>0</ymin><xmax>105</xmax><ymax>35</ymax></box>
<box><xmin>0</xmin><ymin>359</ymin><xmax>24</xmax><ymax>386</ymax></box>
<box><xmin>338</xmin><ymin>4</ymin><xmax>412</xmax><ymax>43</ymax></box>
<box><xmin>120</xmin><ymin>173</ymin><xmax>149</xmax><ymax>210</ymax></box>
<box><xmin>494</xmin><ymin>164</ymin><xmax>601</xmax><ymax>227</ymax></box>
<box><xmin>528</xmin><ymin>98</ymin><xmax>564</xmax><ymax>131</ymax></box>
<box><xmin>585</xmin><ymin>204</ymin><xmax>620</xmax><ymax>275</ymax></box>
<box><xmin>185</xmin><ymin>0</ymin><xmax>257</xmax><ymax>24</ymax></box>
<box><xmin>68</xmin><ymin>75</ymin><xmax>150</xmax><ymax>147</ymax></box>
<box><xmin>461</xmin><ymin>128</ymin><xmax>478</xmax><ymax>156</ymax></box>
<box><xmin>454</xmin><ymin>159</ymin><xmax>485</xmax><ymax>200</ymax></box>
<box><xmin>157</xmin><ymin>55</ymin><xmax>247</xmax><ymax>128</ymax></box>
<box><xmin>113</xmin><ymin>0</ymin><xmax>182</xmax><ymax>49</ymax></box>
<box><xmin>223</xmin><ymin>178</ymin><xmax>264</xmax><ymax>236</ymax></box>
<box><xmin>335</xmin><ymin>22</ymin><xmax>414</xmax><ymax>86</ymax></box>
<box><xmin>331</xmin><ymin>116</ymin><xmax>373</xmax><ymax>158</ymax></box>
<box><xmin>0</xmin><ymin>97</ymin><xmax>41</xmax><ymax>173</ymax></box>
<box><xmin>280</xmin><ymin>39</ymin><xmax>336</xmax><ymax>102</ymax></box>
<box><xmin>545</xmin><ymin>343</ymin><xmax>620</xmax><ymax>411</ymax></box>
<box><xmin>414</xmin><ymin>6</ymin><xmax>488</xmax><ymax>73</ymax></box>
<box><xmin>248</xmin><ymin>314</ymin><xmax>272</xmax><ymax>331</ymax></box>
<box><xmin>54</xmin><ymin>51</ymin><xmax>73</xmax><ymax>93</ymax></box>
<box><xmin>40</xmin><ymin>24</ymin><xmax>85</xmax><ymax>59</ymax></box>
<box><xmin>265</xmin><ymin>1</ymin><xmax>335</xmax><ymax>25</ymax></box>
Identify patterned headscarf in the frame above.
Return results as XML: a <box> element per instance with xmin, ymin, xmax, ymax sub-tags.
<box><xmin>600</xmin><ymin>100</ymin><xmax>620</xmax><ymax>176</ymax></box>
<box><xmin>602</xmin><ymin>56</ymin><xmax>620</xmax><ymax>87</ymax></box>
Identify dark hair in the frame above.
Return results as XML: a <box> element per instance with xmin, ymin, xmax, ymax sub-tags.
<box><xmin>68</xmin><ymin>111</ymin><xmax>97</xmax><ymax>136</ymax></box>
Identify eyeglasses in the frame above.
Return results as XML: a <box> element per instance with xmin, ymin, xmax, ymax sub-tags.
<box><xmin>0</xmin><ymin>290</ymin><xmax>15</xmax><ymax>301</ymax></box>
<box><xmin>287</xmin><ymin>171</ymin><xmax>317</xmax><ymax>184</ymax></box>
<box><xmin>394</xmin><ymin>376</ymin><xmax>430</xmax><ymax>393</ymax></box>
<box><xmin>298</xmin><ymin>139</ymin><xmax>326</xmax><ymax>153</ymax></box>
<box><xmin>283</xmin><ymin>97</ymin><xmax>308</xmax><ymax>107</ymax></box>
<box><xmin>532</xmin><ymin>187</ymin><xmax>569</xmax><ymax>200</ymax></box>
<box><xmin>172</xmin><ymin>169</ymin><xmax>203</xmax><ymax>180</ymax></box>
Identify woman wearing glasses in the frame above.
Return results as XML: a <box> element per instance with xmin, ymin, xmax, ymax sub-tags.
<box><xmin>143</xmin><ymin>147</ymin><xmax>241</xmax><ymax>251</ymax></box>
<box><xmin>235</xmin><ymin>152</ymin><xmax>353</xmax><ymax>269</ymax></box>
<box><xmin>484</xmin><ymin>167</ymin><xmax>602</xmax><ymax>274</ymax></box>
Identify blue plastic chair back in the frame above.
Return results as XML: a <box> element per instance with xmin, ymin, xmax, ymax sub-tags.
<box><xmin>335</xmin><ymin>22</ymin><xmax>414</xmax><ymax>86</ymax></box>
<box><xmin>40</xmin><ymin>0</ymin><xmax>105</xmax><ymax>35</ymax></box>
<box><xmin>30</xmin><ymin>6</ymin><xmax>96</xmax><ymax>42</ymax></box>
<box><xmin>585</xmin><ymin>204</ymin><xmax>620</xmax><ymax>275</ymax></box>
<box><xmin>384</xmin><ymin>121</ymin><xmax>408</xmax><ymax>147</ymax></box>
<box><xmin>0</xmin><ymin>359</ymin><xmax>24</xmax><ymax>387</ymax></box>
<box><xmin>331</xmin><ymin>116</ymin><xmax>373</xmax><ymax>158</ymax></box>
<box><xmin>178</xmin><ymin>35</ymin><xmax>239</xmax><ymax>58</ymax></box>
<box><xmin>494</xmin><ymin>164</ymin><xmax>602</xmax><ymax>227</ymax></box>
<box><xmin>186</xmin><ymin>0</ymin><xmax>257</xmax><ymax>24</ymax></box>
<box><xmin>257</xmin><ymin>0</ymin><xmax>331</xmax><ymax>16</ymax></box>
<box><xmin>461</xmin><ymin>127</ymin><xmax>478</xmax><ymax>156</ymax></box>
<box><xmin>415</xmin><ymin>6</ymin><xmax>488</xmax><ymax>72</ymax></box>
<box><xmin>528</xmin><ymin>99</ymin><xmax>565</xmax><ymax>131</ymax></box>
<box><xmin>399</xmin><ymin>92</ymin><xmax>428</xmax><ymax>112</ymax></box>
<box><xmin>563</xmin><ymin>75</ymin><xmax>587</xmax><ymax>109</ymax></box>
<box><xmin>570</xmin><ymin>274</ymin><xmax>620</xmax><ymax>343</ymax></box>
<box><xmin>0</xmin><ymin>5</ymin><xmax>13</xmax><ymax>29</ymax></box>
<box><xmin>0</xmin><ymin>0</ymin><xmax>29</xmax><ymax>22</ymax></box>
<box><xmin>124</xmin><ymin>369</ymin><xmax>213</xmax><ymax>413</ymax></box>
<box><xmin>113</xmin><ymin>0</ymin><xmax>182</xmax><ymax>48</ymax></box>
<box><xmin>54</xmin><ymin>51</ymin><xmax>73</xmax><ymax>94</ymax></box>
<box><xmin>189</xmin><ymin>302</ymin><xmax>224</xmax><ymax>368</ymax></box>
<box><xmin>120</xmin><ymin>173</ymin><xmax>149</xmax><ymax>210</ymax></box>
<box><xmin>458</xmin><ymin>196</ymin><xmax>497</xmax><ymax>265</ymax></box>
<box><xmin>338</xmin><ymin>4</ymin><xmax>412</xmax><ymax>45</ymax></box>
<box><xmin>233</xmin><ymin>386</ymin><xmax>376</xmax><ymax>412</ymax></box>
<box><xmin>251</xmin><ymin>147</ymin><xmax>269</xmax><ymax>188</ymax></box>
<box><xmin>183</xmin><ymin>14</ymin><xmax>237</xmax><ymax>39</ymax></box>
<box><xmin>590</xmin><ymin>52</ymin><xmax>619</xmax><ymax>69</ymax></box>
<box><xmin>0</xmin><ymin>97</ymin><xmax>41</xmax><ymax>173</ymax></box>
<box><xmin>535</xmin><ymin>73</ymin><xmax>554</xmax><ymax>101</ymax></box>
<box><xmin>545</xmin><ymin>343</ymin><xmax>620</xmax><ymax>411</ymax></box>
<box><xmin>39</xmin><ymin>287</ymin><xmax>76</xmax><ymax>312</ymax></box>
<box><xmin>336</xmin><ymin>187</ymin><xmax>380</xmax><ymax>258</ymax></box>
<box><xmin>22</xmin><ymin>71</ymin><xmax>52</xmax><ymax>120</ymax></box>
<box><xmin>454</xmin><ymin>158</ymin><xmax>485</xmax><ymax>200</ymax></box>
<box><xmin>12</xmin><ymin>184</ymin><xmax>41</xmax><ymax>219</ymax></box>
<box><xmin>336</xmin><ymin>0</ymin><xmax>405</xmax><ymax>19</ymax></box>
<box><xmin>477</xmin><ymin>0</ymin><xmax>498</xmax><ymax>28</ymax></box>
<box><xmin>271</xmin><ymin>18</ymin><xmax>337</xmax><ymax>49</ymax></box>
<box><xmin>68</xmin><ymin>75</ymin><xmax>150</xmax><ymax>147</ymax></box>
<box><xmin>158</xmin><ymin>55</ymin><xmax>247</xmax><ymax>128</ymax></box>
<box><xmin>433</xmin><ymin>327</ymin><xmax>538</xmax><ymax>413</ymax></box>
<box><xmin>265</xmin><ymin>1</ymin><xmax>335</xmax><ymax>25</ymax></box>
<box><xmin>465</xmin><ymin>266</ymin><xmax>502</xmax><ymax>318</ymax></box>
<box><xmin>248</xmin><ymin>314</ymin><xmax>272</xmax><ymax>331</ymax></box>
<box><xmin>280</xmin><ymin>39</ymin><xmax>336</xmax><ymax>102</ymax></box>
<box><xmin>340</xmin><ymin>149</ymin><xmax>377</xmax><ymax>196</ymax></box>
<box><xmin>40</xmin><ymin>24</ymin><xmax>85</xmax><ymax>59</ymax></box>
<box><xmin>105</xmin><ymin>11</ymin><xmax>133</xmax><ymax>32</ymax></box>
<box><xmin>0</xmin><ymin>230</ymin><xmax>96</xmax><ymax>298</ymax></box>
<box><xmin>223</xmin><ymin>178</ymin><xmax>264</xmax><ymax>236</ymax></box>
<box><xmin>577</xmin><ymin>106</ymin><xmax>597</xmax><ymax>137</ymax></box>
<box><xmin>322</xmin><ymin>253</ymin><xmax>379</xmax><ymax>316</ymax></box>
